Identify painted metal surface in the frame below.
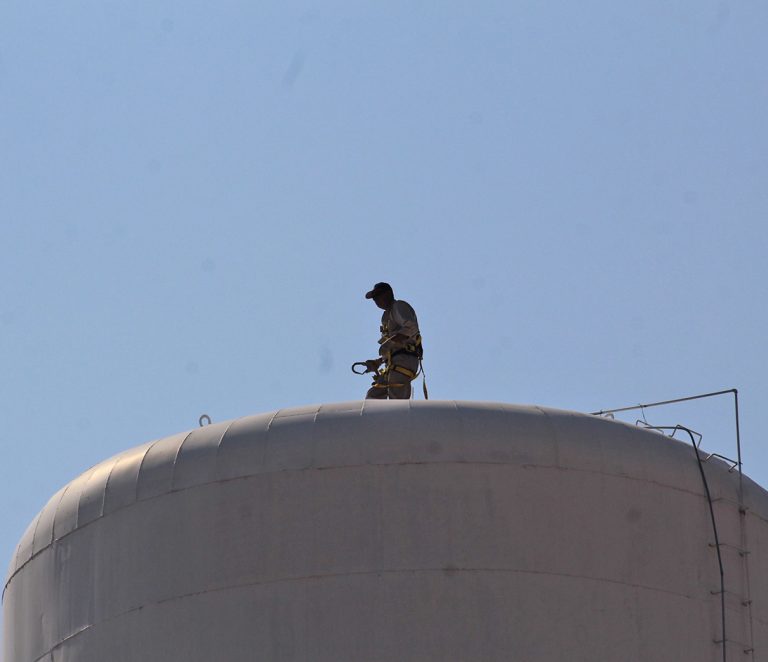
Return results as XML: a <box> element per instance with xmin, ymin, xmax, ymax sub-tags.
<box><xmin>3</xmin><ymin>401</ymin><xmax>767</xmax><ymax>661</ymax></box>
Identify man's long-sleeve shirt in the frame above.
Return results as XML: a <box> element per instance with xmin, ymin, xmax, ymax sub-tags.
<box><xmin>378</xmin><ymin>300</ymin><xmax>420</xmax><ymax>358</ymax></box>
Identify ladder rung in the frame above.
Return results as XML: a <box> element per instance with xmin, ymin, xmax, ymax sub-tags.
<box><xmin>713</xmin><ymin>638</ymin><xmax>753</xmax><ymax>650</ymax></box>
<box><xmin>708</xmin><ymin>542</ymin><xmax>750</xmax><ymax>556</ymax></box>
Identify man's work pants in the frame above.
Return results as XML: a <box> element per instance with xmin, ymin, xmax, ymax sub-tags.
<box><xmin>365</xmin><ymin>355</ymin><xmax>419</xmax><ymax>400</ymax></box>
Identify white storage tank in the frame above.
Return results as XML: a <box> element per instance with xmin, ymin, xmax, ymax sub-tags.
<box><xmin>4</xmin><ymin>401</ymin><xmax>768</xmax><ymax>661</ymax></box>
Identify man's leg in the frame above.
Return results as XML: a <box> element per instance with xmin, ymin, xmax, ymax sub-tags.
<box><xmin>386</xmin><ymin>371</ymin><xmax>412</xmax><ymax>399</ymax></box>
<box><xmin>386</xmin><ymin>356</ymin><xmax>419</xmax><ymax>400</ymax></box>
<box><xmin>365</xmin><ymin>374</ymin><xmax>389</xmax><ymax>399</ymax></box>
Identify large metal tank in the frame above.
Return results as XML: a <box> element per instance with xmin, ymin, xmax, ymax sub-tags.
<box><xmin>4</xmin><ymin>401</ymin><xmax>767</xmax><ymax>661</ymax></box>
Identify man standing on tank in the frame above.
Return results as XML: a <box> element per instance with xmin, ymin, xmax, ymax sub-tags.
<box><xmin>363</xmin><ymin>282</ymin><xmax>422</xmax><ymax>399</ymax></box>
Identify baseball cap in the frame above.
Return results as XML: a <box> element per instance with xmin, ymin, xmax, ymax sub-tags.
<box><xmin>365</xmin><ymin>282</ymin><xmax>393</xmax><ymax>299</ymax></box>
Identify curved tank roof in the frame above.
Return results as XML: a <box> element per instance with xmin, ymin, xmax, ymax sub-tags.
<box><xmin>5</xmin><ymin>399</ymin><xmax>767</xmax><ymax>594</ymax></box>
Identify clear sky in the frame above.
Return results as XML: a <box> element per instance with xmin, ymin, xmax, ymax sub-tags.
<box><xmin>1</xmin><ymin>0</ymin><xmax>766</xmax><ymax>612</ymax></box>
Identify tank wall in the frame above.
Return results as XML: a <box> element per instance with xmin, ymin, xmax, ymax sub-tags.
<box><xmin>4</xmin><ymin>402</ymin><xmax>768</xmax><ymax>662</ymax></box>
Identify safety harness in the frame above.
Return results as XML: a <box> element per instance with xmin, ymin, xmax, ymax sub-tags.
<box><xmin>352</xmin><ymin>333</ymin><xmax>428</xmax><ymax>399</ymax></box>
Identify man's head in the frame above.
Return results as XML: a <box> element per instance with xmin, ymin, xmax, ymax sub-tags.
<box><xmin>365</xmin><ymin>282</ymin><xmax>394</xmax><ymax>310</ymax></box>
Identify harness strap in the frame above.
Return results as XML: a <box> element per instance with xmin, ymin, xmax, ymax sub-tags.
<box><xmin>370</xmin><ymin>381</ymin><xmax>408</xmax><ymax>389</ymax></box>
<box><xmin>391</xmin><ymin>348</ymin><xmax>421</xmax><ymax>360</ymax></box>
<box><xmin>382</xmin><ymin>334</ymin><xmax>423</xmax><ymax>357</ymax></box>
<box><xmin>370</xmin><ymin>362</ymin><xmax>418</xmax><ymax>388</ymax></box>
<box><xmin>391</xmin><ymin>365</ymin><xmax>417</xmax><ymax>380</ymax></box>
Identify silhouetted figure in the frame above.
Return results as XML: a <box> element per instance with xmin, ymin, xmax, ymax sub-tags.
<box><xmin>363</xmin><ymin>282</ymin><xmax>422</xmax><ymax>400</ymax></box>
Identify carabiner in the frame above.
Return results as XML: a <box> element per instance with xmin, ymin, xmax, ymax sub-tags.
<box><xmin>351</xmin><ymin>362</ymin><xmax>370</xmax><ymax>375</ymax></box>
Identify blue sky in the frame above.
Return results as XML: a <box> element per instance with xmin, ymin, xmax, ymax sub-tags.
<box><xmin>2</xmin><ymin>0</ymin><xmax>766</xmax><ymax>608</ymax></box>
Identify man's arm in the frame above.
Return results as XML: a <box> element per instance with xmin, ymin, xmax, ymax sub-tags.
<box><xmin>389</xmin><ymin>301</ymin><xmax>419</xmax><ymax>340</ymax></box>
<box><xmin>365</xmin><ymin>358</ymin><xmax>384</xmax><ymax>372</ymax></box>
<box><xmin>377</xmin><ymin>301</ymin><xmax>419</xmax><ymax>355</ymax></box>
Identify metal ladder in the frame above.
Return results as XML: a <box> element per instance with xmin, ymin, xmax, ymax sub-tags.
<box><xmin>708</xmin><ymin>489</ymin><xmax>755</xmax><ymax>657</ymax></box>
<box><xmin>592</xmin><ymin>388</ymin><xmax>755</xmax><ymax>661</ymax></box>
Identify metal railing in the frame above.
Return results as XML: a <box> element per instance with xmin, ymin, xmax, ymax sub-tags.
<box><xmin>591</xmin><ymin>388</ymin><xmax>742</xmax><ymax>502</ymax></box>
